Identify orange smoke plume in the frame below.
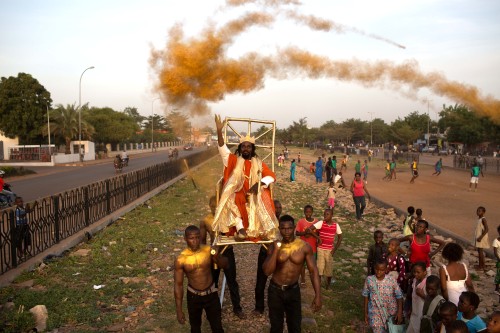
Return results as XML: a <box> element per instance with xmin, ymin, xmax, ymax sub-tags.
<box><xmin>150</xmin><ymin>14</ymin><xmax>272</xmax><ymax>116</ymax></box>
<box><xmin>150</xmin><ymin>8</ymin><xmax>500</xmax><ymax>123</ymax></box>
<box><xmin>276</xmin><ymin>48</ymin><xmax>500</xmax><ymax>122</ymax></box>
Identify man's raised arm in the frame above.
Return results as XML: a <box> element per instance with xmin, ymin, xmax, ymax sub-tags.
<box><xmin>215</xmin><ymin>114</ymin><xmax>225</xmax><ymax>147</ymax></box>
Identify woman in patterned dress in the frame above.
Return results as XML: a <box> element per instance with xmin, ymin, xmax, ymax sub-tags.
<box><xmin>363</xmin><ymin>259</ymin><xmax>404</xmax><ymax>333</ymax></box>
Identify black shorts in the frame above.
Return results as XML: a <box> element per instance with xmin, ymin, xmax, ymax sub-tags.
<box><xmin>14</xmin><ymin>224</ymin><xmax>31</xmax><ymax>247</ymax></box>
<box><xmin>412</xmin><ymin>170</ymin><xmax>418</xmax><ymax>176</ymax></box>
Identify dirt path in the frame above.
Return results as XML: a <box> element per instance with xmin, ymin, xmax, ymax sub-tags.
<box><xmin>358</xmin><ymin>159</ymin><xmax>498</xmax><ymax>243</ymax></box>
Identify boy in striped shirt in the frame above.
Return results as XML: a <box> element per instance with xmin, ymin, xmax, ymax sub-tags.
<box><xmin>309</xmin><ymin>208</ymin><xmax>343</xmax><ymax>289</ymax></box>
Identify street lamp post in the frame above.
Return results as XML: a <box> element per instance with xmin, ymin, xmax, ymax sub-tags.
<box><xmin>46</xmin><ymin>104</ymin><xmax>51</xmax><ymax>158</ymax></box>
<box><xmin>426</xmin><ymin>99</ymin><xmax>432</xmax><ymax>148</ymax></box>
<box><xmin>78</xmin><ymin>66</ymin><xmax>95</xmax><ymax>162</ymax></box>
<box><xmin>368</xmin><ymin>111</ymin><xmax>374</xmax><ymax>146</ymax></box>
<box><xmin>151</xmin><ymin>98</ymin><xmax>160</xmax><ymax>152</ymax></box>
<box><xmin>302</xmin><ymin>117</ymin><xmax>307</xmax><ymax>148</ymax></box>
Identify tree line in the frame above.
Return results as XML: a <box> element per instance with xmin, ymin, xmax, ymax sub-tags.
<box><xmin>0</xmin><ymin>73</ymin><xmax>193</xmax><ymax>153</ymax></box>
<box><xmin>1</xmin><ymin>73</ymin><xmax>498</xmax><ymax>152</ymax></box>
<box><xmin>260</xmin><ymin>105</ymin><xmax>499</xmax><ymax>149</ymax></box>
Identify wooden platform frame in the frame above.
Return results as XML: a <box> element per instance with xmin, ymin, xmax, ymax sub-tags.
<box><xmin>212</xmin><ymin>117</ymin><xmax>277</xmax><ymax>305</ymax></box>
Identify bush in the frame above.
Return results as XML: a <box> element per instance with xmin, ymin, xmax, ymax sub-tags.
<box><xmin>0</xmin><ymin>167</ymin><xmax>36</xmax><ymax>177</ymax></box>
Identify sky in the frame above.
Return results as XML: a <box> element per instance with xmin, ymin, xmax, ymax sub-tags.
<box><xmin>1</xmin><ymin>0</ymin><xmax>499</xmax><ymax>130</ymax></box>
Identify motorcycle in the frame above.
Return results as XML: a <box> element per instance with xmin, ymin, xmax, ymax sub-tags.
<box><xmin>121</xmin><ymin>156</ymin><xmax>129</xmax><ymax>167</ymax></box>
<box><xmin>114</xmin><ymin>157</ymin><xmax>123</xmax><ymax>174</ymax></box>
<box><xmin>0</xmin><ymin>183</ymin><xmax>17</xmax><ymax>209</ymax></box>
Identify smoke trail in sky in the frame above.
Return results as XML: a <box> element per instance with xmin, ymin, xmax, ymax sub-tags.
<box><xmin>276</xmin><ymin>48</ymin><xmax>500</xmax><ymax>122</ymax></box>
<box><xmin>284</xmin><ymin>11</ymin><xmax>406</xmax><ymax>49</ymax></box>
<box><xmin>150</xmin><ymin>2</ymin><xmax>500</xmax><ymax>123</ymax></box>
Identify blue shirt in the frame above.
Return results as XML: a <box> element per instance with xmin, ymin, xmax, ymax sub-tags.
<box><xmin>458</xmin><ymin>312</ymin><xmax>487</xmax><ymax>333</ymax></box>
<box><xmin>15</xmin><ymin>206</ymin><xmax>27</xmax><ymax>226</ymax></box>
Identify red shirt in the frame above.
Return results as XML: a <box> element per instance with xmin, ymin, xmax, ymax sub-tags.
<box><xmin>296</xmin><ymin>218</ymin><xmax>318</xmax><ymax>253</ymax></box>
<box><xmin>410</xmin><ymin>234</ymin><xmax>431</xmax><ymax>267</ymax></box>
<box><xmin>315</xmin><ymin>221</ymin><xmax>342</xmax><ymax>251</ymax></box>
<box><xmin>352</xmin><ymin>180</ymin><xmax>364</xmax><ymax>197</ymax></box>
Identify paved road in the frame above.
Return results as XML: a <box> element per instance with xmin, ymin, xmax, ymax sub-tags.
<box><xmin>7</xmin><ymin>148</ymin><xmax>201</xmax><ymax>202</ymax></box>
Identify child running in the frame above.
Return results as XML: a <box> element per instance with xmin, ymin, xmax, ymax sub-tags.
<box><xmin>469</xmin><ymin>162</ymin><xmax>481</xmax><ymax>191</ymax></box>
<box><xmin>295</xmin><ymin>205</ymin><xmax>320</xmax><ymax>286</ymax></box>
<box><xmin>457</xmin><ymin>291</ymin><xmax>487</xmax><ymax>333</ymax></box>
<box><xmin>340</xmin><ymin>155</ymin><xmax>348</xmax><ymax>172</ymax></box>
<box><xmin>420</xmin><ymin>275</ymin><xmax>446</xmax><ymax>333</ymax></box>
<box><xmin>362</xmin><ymin>259</ymin><xmax>404</xmax><ymax>333</ymax></box>
<box><xmin>390</xmin><ymin>159</ymin><xmax>397</xmax><ymax>180</ymax></box>
<box><xmin>310</xmin><ymin>208</ymin><xmax>343</xmax><ymax>289</ymax></box>
<box><xmin>383</xmin><ymin>159</ymin><xmax>391</xmax><ymax>180</ymax></box>
<box><xmin>433</xmin><ymin>158</ymin><xmax>443</xmax><ymax>176</ymax></box>
<box><xmin>407</xmin><ymin>261</ymin><xmax>428</xmax><ymax>333</ymax></box>
<box><xmin>367</xmin><ymin>230</ymin><xmax>388</xmax><ymax>276</ymax></box>
<box><xmin>474</xmin><ymin>206</ymin><xmax>490</xmax><ymax>270</ymax></box>
<box><xmin>410</xmin><ymin>158</ymin><xmax>419</xmax><ymax>184</ymax></box>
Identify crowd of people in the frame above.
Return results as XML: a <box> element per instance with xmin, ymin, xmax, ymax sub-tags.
<box><xmin>360</xmin><ymin>203</ymin><xmax>499</xmax><ymax>333</ymax></box>
<box><xmin>175</xmin><ymin>196</ymin><xmax>499</xmax><ymax>333</ymax></box>
<box><xmin>173</xmin><ymin>126</ymin><xmax>498</xmax><ymax>333</ymax></box>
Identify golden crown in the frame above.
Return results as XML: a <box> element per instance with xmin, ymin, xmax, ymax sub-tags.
<box><xmin>239</xmin><ymin>135</ymin><xmax>255</xmax><ymax>144</ymax></box>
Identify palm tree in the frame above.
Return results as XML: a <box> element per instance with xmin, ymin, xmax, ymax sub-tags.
<box><xmin>43</xmin><ymin>103</ymin><xmax>94</xmax><ymax>154</ymax></box>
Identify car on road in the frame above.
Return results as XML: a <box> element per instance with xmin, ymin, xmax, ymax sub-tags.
<box><xmin>183</xmin><ymin>143</ymin><xmax>193</xmax><ymax>150</ymax></box>
<box><xmin>422</xmin><ymin>145</ymin><xmax>437</xmax><ymax>153</ymax></box>
<box><xmin>438</xmin><ymin>148</ymin><xmax>449</xmax><ymax>155</ymax></box>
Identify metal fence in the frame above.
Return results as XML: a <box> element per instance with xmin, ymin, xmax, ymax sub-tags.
<box><xmin>0</xmin><ymin>149</ymin><xmax>217</xmax><ymax>275</ymax></box>
<box><xmin>453</xmin><ymin>155</ymin><xmax>500</xmax><ymax>173</ymax></box>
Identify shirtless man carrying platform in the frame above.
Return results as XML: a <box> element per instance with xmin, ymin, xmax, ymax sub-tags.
<box><xmin>174</xmin><ymin>225</ymin><xmax>228</xmax><ymax>333</ymax></box>
<box><xmin>200</xmin><ymin>196</ymin><xmax>245</xmax><ymax>319</ymax></box>
<box><xmin>263</xmin><ymin>215</ymin><xmax>322</xmax><ymax>333</ymax></box>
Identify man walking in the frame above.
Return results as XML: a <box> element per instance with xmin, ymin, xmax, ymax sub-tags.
<box><xmin>254</xmin><ymin>200</ymin><xmax>282</xmax><ymax>315</ymax></box>
<box><xmin>174</xmin><ymin>225</ymin><xmax>227</xmax><ymax>333</ymax></box>
<box><xmin>263</xmin><ymin>215</ymin><xmax>322</xmax><ymax>333</ymax></box>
